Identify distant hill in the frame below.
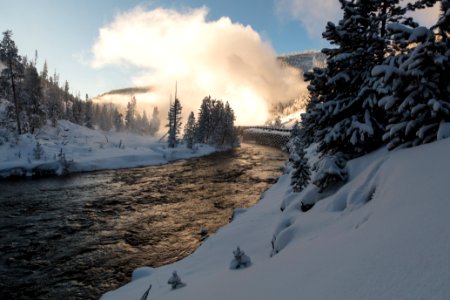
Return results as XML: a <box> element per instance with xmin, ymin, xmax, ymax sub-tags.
<box><xmin>277</xmin><ymin>50</ymin><xmax>326</xmax><ymax>73</ymax></box>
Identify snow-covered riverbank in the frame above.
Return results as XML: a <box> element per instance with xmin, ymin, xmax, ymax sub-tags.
<box><xmin>102</xmin><ymin>137</ymin><xmax>450</xmax><ymax>300</ymax></box>
<box><xmin>0</xmin><ymin>120</ymin><xmax>216</xmax><ymax>178</ymax></box>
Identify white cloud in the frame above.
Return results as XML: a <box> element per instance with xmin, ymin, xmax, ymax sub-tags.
<box><xmin>276</xmin><ymin>0</ymin><xmax>441</xmax><ymax>40</ymax></box>
<box><xmin>275</xmin><ymin>0</ymin><xmax>340</xmax><ymax>39</ymax></box>
<box><xmin>91</xmin><ymin>6</ymin><xmax>304</xmax><ymax>125</ymax></box>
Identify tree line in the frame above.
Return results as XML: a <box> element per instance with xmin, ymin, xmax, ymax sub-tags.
<box><xmin>167</xmin><ymin>95</ymin><xmax>239</xmax><ymax>149</ymax></box>
<box><xmin>290</xmin><ymin>0</ymin><xmax>449</xmax><ymax>192</ymax></box>
<box><xmin>0</xmin><ymin>30</ymin><xmax>161</xmax><ymax>141</ymax></box>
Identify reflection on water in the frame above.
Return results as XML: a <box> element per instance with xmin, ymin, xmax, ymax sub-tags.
<box><xmin>0</xmin><ymin>144</ymin><xmax>286</xmax><ymax>299</ymax></box>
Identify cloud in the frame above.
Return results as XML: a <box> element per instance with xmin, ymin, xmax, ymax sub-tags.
<box><xmin>91</xmin><ymin>6</ymin><xmax>304</xmax><ymax>125</ymax></box>
<box><xmin>276</xmin><ymin>0</ymin><xmax>441</xmax><ymax>40</ymax></box>
<box><xmin>275</xmin><ymin>0</ymin><xmax>340</xmax><ymax>39</ymax></box>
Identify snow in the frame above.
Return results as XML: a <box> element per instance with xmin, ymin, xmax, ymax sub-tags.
<box><xmin>408</xmin><ymin>26</ymin><xmax>433</xmax><ymax>43</ymax></box>
<box><xmin>102</xmin><ymin>137</ymin><xmax>450</xmax><ymax>300</ymax></box>
<box><xmin>245</xmin><ymin>127</ymin><xmax>291</xmax><ymax>136</ymax></box>
<box><xmin>0</xmin><ymin>120</ymin><xmax>216</xmax><ymax>178</ymax></box>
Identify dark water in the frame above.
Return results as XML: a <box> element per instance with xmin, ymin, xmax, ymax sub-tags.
<box><xmin>0</xmin><ymin>144</ymin><xmax>287</xmax><ymax>300</ymax></box>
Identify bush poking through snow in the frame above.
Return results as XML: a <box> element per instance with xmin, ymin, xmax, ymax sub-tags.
<box><xmin>291</xmin><ymin>147</ymin><xmax>311</xmax><ymax>193</ymax></box>
<box><xmin>312</xmin><ymin>153</ymin><xmax>348</xmax><ymax>192</ymax></box>
<box><xmin>33</xmin><ymin>141</ymin><xmax>44</xmax><ymax>160</ymax></box>
<box><xmin>300</xmin><ymin>201</ymin><xmax>315</xmax><ymax>212</ymax></box>
<box><xmin>167</xmin><ymin>271</ymin><xmax>185</xmax><ymax>289</ymax></box>
<box><xmin>230</xmin><ymin>246</ymin><xmax>251</xmax><ymax>269</ymax></box>
<box><xmin>57</xmin><ymin>148</ymin><xmax>72</xmax><ymax>175</ymax></box>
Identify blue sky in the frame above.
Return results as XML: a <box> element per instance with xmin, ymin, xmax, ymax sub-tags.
<box><xmin>0</xmin><ymin>0</ymin><xmax>325</xmax><ymax>97</ymax></box>
<box><xmin>0</xmin><ymin>0</ymin><xmax>439</xmax><ymax>99</ymax></box>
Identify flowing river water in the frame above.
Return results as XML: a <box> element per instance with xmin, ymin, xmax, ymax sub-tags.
<box><xmin>0</xmin><ymin>143</ymin><xmax>287</xmax><ymax>299</ymax></box>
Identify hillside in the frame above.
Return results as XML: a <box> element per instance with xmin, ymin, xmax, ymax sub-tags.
<box><xmin>102</xmin><ymin>137</ymin><xmax>450</xmax><ymax>300</ymax></box>
<box><xmin>277</xmin><ymin>50</ymin><xmax>326</xmax><ymax>73</ymax></box>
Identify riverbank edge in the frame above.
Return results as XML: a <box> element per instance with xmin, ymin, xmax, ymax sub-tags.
<box><xmin>0</xmin><ymin>143</ymin><xmax>230</xmax><ymax>180</ymax></box>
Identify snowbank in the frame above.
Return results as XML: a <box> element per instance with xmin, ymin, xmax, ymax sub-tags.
<box><xmin>102</xmin><ymin>137</ymin><xmax>450</xmax><ymax>300</ymax></box>
<box><xmin>0</xmin><ymin>120</ymin><xmax>216</xmax><ymax>178</ymax></box>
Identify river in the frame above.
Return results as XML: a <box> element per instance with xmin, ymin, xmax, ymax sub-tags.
<box><xmin>0</xmin><ymin>143</ymin><xmax>287</xmax><ymax>299</ymax></box>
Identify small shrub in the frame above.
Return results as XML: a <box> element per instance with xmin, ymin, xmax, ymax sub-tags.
<box><xmin>230</xmin><ymin>246</ymin><xmax>251</xmax><ymax>269</ymax></box>
<box><xmin>167</xmin><ymin>271</ymin><xmax>185</xmax><ymax>289</ymax></box>
<box><xmin>312</xmin><ymin>152</ymin><xmax>348</xmax><ymax>192</ymax></box>
<box><xmin>33</xmin><ymin>141</ymin><xmax>44</xmax><ymax>160</ymax></box>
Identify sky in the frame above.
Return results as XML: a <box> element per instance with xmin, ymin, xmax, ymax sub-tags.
<box><xmin>0</xmin><ymin>0</ymin><xmax>322</xmax><ymax>97</ymax></box>
<box><xmin>0</xmin><ymin>0</ymin><xmax>441</xmax><ymax>124</ymax></box>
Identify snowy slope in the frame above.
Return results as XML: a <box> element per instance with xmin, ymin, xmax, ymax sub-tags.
<box><xmin>278</xmin><ymin>51</ymin><xmax>326</xmax><ymax>73</ymax></box>
<box><xmin>102</xmin><ymin>138</ymin><xmax>450</xmax><ymax>300</ymax></box>
<box><xmin>0</xmin><ymin>120</ymin><xmax>216</xmax><ymax>178</ymax></box>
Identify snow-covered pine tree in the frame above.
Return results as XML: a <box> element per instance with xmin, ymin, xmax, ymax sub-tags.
<box><xmin>303</xmin><ymin>0</ymin><xmax>407</xmax><ymax>157</ymax></box>
<box><xmin>195</xmin><ymin>96</ymin><xmax>214</xmax><ymax>144</ymax></box>
<box><xmin>84</xmin><ymin>95</ymin><xmax>94</xmax><ymax>129</ymax></box>
<box><xmin>47</xmin><ymin>76</ymin><xmax>63</xmax><ymax>127</ymax></box>
<box><xmin>63</xmin><ymin>80</ymin><xmax>72</xmax><ymax>121</ymax></box>
<box><xmin>0</xmin><ymin>30</ymin><xmax>23</xmax><ymax>134</ymax></box>
<box><xmin>112</xmin><ymin>107</ymin><xmax>124</xmax><ymax>132</ymax></box>
<box><xmin>125</xmin><ymin>96</ymin><xmax>137</xmax><ymax>132</ymax></box>
<box><xmin>374</xmin><ymin>1</ymin><xmax>449</xmax><ymax>149</ymax></box>
<box><xmin>167</xmin><ymin>97</ymin><xmax>182</xmax><ymax>148</ymax></box>
<box><xmin>209</xmin><ymin>100</ymin><xmax>225</xmax><ymax>146</ymax></box>
<box><xmin>99</xmin><ymin>104</ymin><xmax>113</xmax><ymax>131</ymax></box>
<box><xmin>291</xmin><ymin>146</ymin><xmax>311</xmax><ymax>193</ymax></box>
<box><xmin>22</xmin><ymin>61</ymin><xmax>46</xmax><ymax>133</ymax></box>
<box><xmin>139</xmin><ymin>110</ymin><xmax>150</xmax><ymax>134</ymax></box>
<box><xmin>183</xmin><ymin>111</ymin><xmax>196</xmax><ymax>149</ymax></box>
<box><xmin>149</xmin><ymin>106</ymin><xmax>160</xmax><ymax>136</ymax></box>
<box><xmin>222</xmin><ymin>101</ymin><xmax>239</xmax><ymax>146</ymax></box>
<box><xmin>288</xmin><ymin>123</ymin><xmax>311</xmax><ymax>192</ymax></box>
<box><xmin>312</xmin><ymin>152</ymin><xmax>348</xmax><ymax>192</ymax></box>
<box><xmin>33</xmin><ymin>141</ymin><xmax>44</xmax><ymax>160</ymax></box>
<box><xmin>72</xmin><ymin>97</ymin><xmax>84</xmax><ymax>125</ymax></box>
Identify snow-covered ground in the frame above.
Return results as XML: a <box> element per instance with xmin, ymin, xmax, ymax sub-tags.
<box><xmin>0</xmin><ymin>120</ymin><xmax>216</xmax><ymax>178</ymax></box>
<box><xmin>102</xmin><ymin>137</ymin><xmax>450</xmax><ymax>300</ymax></box>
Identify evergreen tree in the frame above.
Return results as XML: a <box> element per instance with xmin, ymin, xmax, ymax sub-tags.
<box><xmin>125</xmin><ymin>96</ymin><xmax>137</xmax><ymax>131</ymax></box>
<box><xmin>47</xmin><ymin>77</ymin><xmax>63</xmax><ymax>127</ymax></box>
<box><xmin>63</xmin><ymin>80</ymin><xmax>72</xmax><ymax>120</ymax></box>
<box><xmin>99</xmin><ymin>104</ymin><xmax>113</xmax><ymax>131</ymax></box>
<box><xmin>302</xmin><ymin>0</ymin><xmax>407</xmax><ymax>157</ymax></box>
<box><xmin>33</xmin><ymin>141</ymin><xmax>44</xmax><ymax>160</ymax></box>
<box><xmin>149</xmin><ymin>106</ymin><xmax>160</xmax><ymax>136</ymax></box>
<box><xmin>0</xmin><ymin>30</ymin><xmax>23</xmax><ymax>134</ymax></box>
<box><xmin>374</xmin><ymin>1</ymin><xmax>450</xmax><ymax>149</ymax></box>
<box><xmin>209</xmin><ymin>100</ymin><xmax>225</xmax><ymax>145</ymax></box>
<box><xmin>22</xmin><ymin>62</ymin><xmax>46</xmax><ymax>133</ymax></box>
<box><xmin>183</xmin><ymin>111</ymin><xmax>196</xmax><ymax>149</ymax></box>
<box><xmin>140</xmin><ymin>110</ymin><xmax>150</xmax><ymax>134</ymax></box>
<box><xmin>221</xmin><ymin>101</ymin><xmax>239</xmax><ymax>146</ymax></box>
<box><xmin>195</xmin><ymin>96</ymin><xmax>214</xmax><ymax>143</ymax></box>
<box><xmin>193</xmin><ymin>97</ymin><xmax>238</xmax><ymax>147</ymax></box>
<box><xmin>84</xmin><ymin>95</ymin><xmax>94</xmax><ymax>129</ymax></box>
<box><xmin>72</xmin><ymin>96</ymin><xmax>84</xmax><ymax>125</ymax></box>
<box><xmin>167</xmin><ymin>97</ymin><xmax>182</xmax><ymax>148</ymax></box>
<box><xmin>112</xmin><ymin>107</ymin><xmax>124</xmax><ymax>132</ymax></box>
<box><xmin>291</xmin><ymin>146</ymin><xmax>311</xmax><ymax>193</ymax></box>
<box><xmin>288</xmin><ymin>122</ymin><xmax>311</xmax><ymax>192</ymax></box>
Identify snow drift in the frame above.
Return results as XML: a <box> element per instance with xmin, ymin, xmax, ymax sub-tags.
<box><xmin>102</xmin><ymin>137</ymin><xmax>450</xmax><ymax>300</ymax></box>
